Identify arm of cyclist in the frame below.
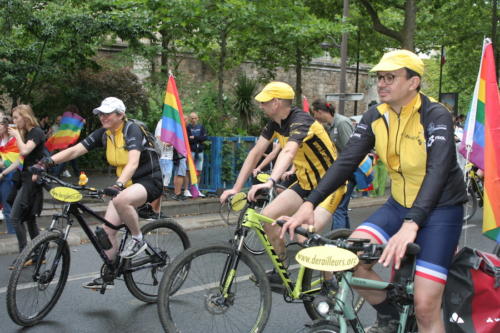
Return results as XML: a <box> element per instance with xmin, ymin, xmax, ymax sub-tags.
<box><xmin>280</xmin><ymin>114</ymin><xmax>375</xmax><ymax>239</ymax></box>
<box><xmin>247</xmin><ymin>141</ymin><xmax>297</xmax><ymax>201</ymax></box>
<box><xmin>219</xmin><ymin>136</ymin><xmax>271</xmax><ymax>203</ymax></box>
<box><xmin>116</xmin><ymin>149</ymin><xmax>140</xmax><ymax>186</ymax></box>
<box><xmin>252</xmin><ymin>143</ymin><xmax>281</xmax><ymax>177</ymax></box>
<box><xmin>281</xmin><ymin>165</ymin><xmax>296</xmax><ymax>181</ymax></box>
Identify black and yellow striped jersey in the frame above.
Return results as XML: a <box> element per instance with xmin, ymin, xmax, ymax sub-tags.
<box><xmin>261</xmin><ymin>107</ymin><xmax>337</xmax><ymax>190</ymax></box>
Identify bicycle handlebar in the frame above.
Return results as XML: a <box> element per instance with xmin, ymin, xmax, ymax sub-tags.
<box><xmin>32</xmin><ymin>168</ymin><xmax>106</xmax><ymax>199</ymax></box>
<box><xmin>274</xmin><ymin>220</ymin><xmax>420</xmax><ymax>260</ymax></box>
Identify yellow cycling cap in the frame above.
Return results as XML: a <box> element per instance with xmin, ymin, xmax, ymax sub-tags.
<box><xmin>255</xmin><ymin>82</ymin><xmax>295</xmax><ymax>102</ymax></box>
<box><xmin>370</xmin><ymin>49</ymin><xmax>424</xmax><ymax>76</ymax></box>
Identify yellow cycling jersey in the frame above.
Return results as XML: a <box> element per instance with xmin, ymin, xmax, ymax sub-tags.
<box><xmin>261</xmin><ymin>107</ymin><xmax>337</xmax><ymax>190</ymax></box>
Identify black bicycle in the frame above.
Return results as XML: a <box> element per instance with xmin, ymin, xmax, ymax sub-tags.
<box><xmin>6</xmin><ymin>171</ymin><xmax>190</xmax><ymax>327</ymax></box>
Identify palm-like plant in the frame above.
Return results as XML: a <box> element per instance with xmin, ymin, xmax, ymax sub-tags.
<box><xmin>233</xmin><ymin>74</ymin><xmax>258</xmax><ymax>131</ymax></box>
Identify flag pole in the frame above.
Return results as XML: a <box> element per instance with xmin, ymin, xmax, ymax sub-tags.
<box><xmin>438</xmin><ymin>45</ymin><xmax>444</xmax><ymax>101</ymax></box>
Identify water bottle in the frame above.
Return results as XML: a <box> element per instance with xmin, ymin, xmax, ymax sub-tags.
<box><xmin>95</xmin><ymin>226</ymin><xmax>112</xmax><ymax>250</ymax></box>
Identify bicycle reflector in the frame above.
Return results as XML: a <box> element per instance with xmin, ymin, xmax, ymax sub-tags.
<box><xmin>230</xmin><ymin>192</ymin><xmax>247</xmax><ymax>211</ymax></box>
<box><xmin>295</xmin><ymin>246</ymin><xmax>359</xmax><ymax>272</ymax></box>
<box><xmin>49</xmin><ymin>186</ymin><xmax>83</xmax><ymax>203</ymax></box>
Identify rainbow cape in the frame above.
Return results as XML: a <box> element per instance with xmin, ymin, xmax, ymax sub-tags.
<box><xmin>45</xmin><ymin>111</ymin><xmax>85</xmax><ymax>152</ymax></box>
<box><xmin>160</xmin><ymin>74</ymin><xmax>199</xmax><ymax>196</ymax></box>
<box><xmin>0</xmin><ymin>137</ymin><xmax>23</xmax><ymax>169</ymax></box>
<box><xmin>478</xmin><ymin>39</ymin><xmax>500</xmax><ymax>242</ymax></box>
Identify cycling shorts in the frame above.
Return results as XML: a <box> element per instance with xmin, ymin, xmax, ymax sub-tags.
<box><xmin>291</xmin><ymin>182</ymin><xmax>346</xmax><ymax>214</ymax></box>
<box><xmin>355</xmin><ymin>197</ymin><xmax>463</xmax><ymax>284</ymax></box>
<box><xmin>134</xmin><ymin>176</ymin><xmax>163</xmax><ymax>203</ymax></box>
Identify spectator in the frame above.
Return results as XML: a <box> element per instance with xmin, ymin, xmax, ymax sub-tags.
<box><xmin>8</xmin><ymin>105</ymin><xmax>46</xmax><ymax>265</ymax></box>
<box><xmin>0</xmin><ymin>116</ymin><xmax>17</xmax><ymax>234</ymax></box>
<box><xmin>39</xmin><ymin>115</ymin><xmax>51</xmax><ymax>135</ymax></box>
<box><xmin>187</xmin><ymin>112</ymin><xmax>207</xmax><ymax>197</ymax></box>
<box><xmin>311</xmin><ymin>99</ymin><xmax>354</xmax><ymax>229</ymax></box>
<box><xmin>172</xmin><ymin>148</ymin><xmax>187</xmax><ymax>201</ymax></box>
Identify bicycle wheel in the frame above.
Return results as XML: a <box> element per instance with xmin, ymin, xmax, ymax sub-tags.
<box><xmin>303</xmin><ymin>229</ymin><xmax>365</xmax><ymax>320</ymax></box>
<box><xmin>124</xmin><ymin>219</ymin><xmax>190</xmax><ymax>303</ymax></box>
<box><xmin>7</xmin><ymin>232</ymin><xmax>70</xmax><ymax>327</ymax></box>
<box><xmin>463</xmin><ymin>185</ymin><xmax>478</xmax><ymax>221</ymax></box>
<box><xmin>158</xmin><ymin>244</ymin><xmax>272</xmax><ymax>333</ymax></box>
<box><xmin>403</xmin><ymin>312</ymin><xmax>418</xmax><ymax>333</ymax></box>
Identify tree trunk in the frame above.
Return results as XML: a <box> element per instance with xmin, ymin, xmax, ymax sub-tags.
<box><xmin>402</xmin><ymin>0</ymin><xmax>416</xmax><ymax>51</ymax></box>
<box><xmin>217</xmin><ymin>29</ymin><xmax>227</xmax><ymax>111</ymax></box>
<box><xmin>161</xmin><ymin>32</ymin><xmax>170</xmax><ymax>76</ymax></box>
<box><xmin>295</xmin><ymin>47</ymin><xmax>303</xmax><ymax>108</ymax></box>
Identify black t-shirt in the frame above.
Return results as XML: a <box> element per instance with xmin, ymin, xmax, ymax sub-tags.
<box><xmin>22</xmin><ymin>127</ymin><xmax>46</xmax><ymax>176</ymax></box>
<box><xmin>81</xmin><ymin>122</ymin><xmax>161</xmax><ymax>181</ymax></box>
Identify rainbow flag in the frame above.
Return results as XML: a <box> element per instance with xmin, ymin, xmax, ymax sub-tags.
<box><xmin>0</xmin><ymin>137</ymin><xmax>23</xmax><ymax>169</ymax></box>
<box><xmin>45</xmin><ymin>111</ymin><xmax>85</xmax><ymax>152</ymax></box>
<box><xmin>160</xmin><ymin>74</ymin><xmax>198</xmax><ymax>196</ymax></box>
<box><xmin>478</xmin><ymin>39</ymin><xmax>500</xmax><ymax>243</ymax></box>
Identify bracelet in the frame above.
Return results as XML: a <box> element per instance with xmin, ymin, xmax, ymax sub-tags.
<box><xmin>268</xmin><ymin>177</ymin><xmax>276</xmax><ymax>186</ymax></box>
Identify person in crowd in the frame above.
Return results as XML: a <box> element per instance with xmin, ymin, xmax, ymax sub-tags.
<box><xmin>34</xmin><ymin>97</ymin><xmax>162</xmax><ymax>289</ymax></box>
<box><xmin>0</xmin><ymin>116</ymin><xmax>18</xmax><ymax>235</ymax></box>
<box><xmin>280</xmin><ymin>50</ymin><xmax>467</xmax><ymax>333</ymax></box>
<box><xmin>47</xmin><ymin>115</ymin><xmax>61</xmax><ymax>138</ymax></box>
<box><xmin>39</xmin><ymin>115</ymin><xmax>51</xmax><ymax>135</ymax></box>
<box><xmin>187</xmin><ymin>112</ymin><xmax>207</xmax><ymax>193</ymax></box>
<box><xmin>311</xmin><ymin>99</ymin><xmax>354</xmax><ymax>229</ymax></box>
<box><xmin>171</xmin><ymin>148</ymin><xmax>187</xmax><ymax>201</ymax></box>
<box><xmin>220</xmin><ymin>82</ymin><xmax>346</xmax><ymax>286</ymax></box>
<box><xmin>8</xmin><ymin>105</ymin><xmax>46</xmax><ymax>263</ymax></box>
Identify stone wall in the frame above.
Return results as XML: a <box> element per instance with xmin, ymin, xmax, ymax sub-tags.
<box><xmin>144</xmin><ymin>53</ymin><xmax>378</xmax><ymax>117</ymax></box>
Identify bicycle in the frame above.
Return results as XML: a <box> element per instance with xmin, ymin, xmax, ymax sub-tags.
<box><xmin>463</xmin><ymin>162</ymin><xmax>484</xmax><ymax>222</ymax></box>
<box><xmin>157</xmin><ymin>191</ymin><xmax>364</xmax><ymax>333</ymax></box>
<box><xmin>6</xmin><ymin>171</ymin><xmax>190</xmax><ymax>327</ymax></box>
<box><xmin>291</xmin><ymin>227</ymin><xmax>420</xmax><ymax>333</ymax></box>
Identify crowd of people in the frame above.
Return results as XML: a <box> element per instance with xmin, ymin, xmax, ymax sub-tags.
<box><xmin>0</xmin><ymin>48</ymin><xmax>472</xmax><ymax>332</ymax></box>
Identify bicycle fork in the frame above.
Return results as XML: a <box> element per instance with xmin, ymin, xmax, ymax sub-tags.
<box><xmin>220</xmin><ymin>236</ymin><xmax>246</xmax><ymax>298</ymax></box>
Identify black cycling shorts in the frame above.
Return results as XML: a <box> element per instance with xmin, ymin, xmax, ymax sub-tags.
<box><xmin>134</xmin><ymin>176</ymin><xmax>163</xmax><ymax>203</ymax></box>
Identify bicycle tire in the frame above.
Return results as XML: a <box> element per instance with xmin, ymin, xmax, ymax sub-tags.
<box><xmin>303</xmin><ymin>229</ymin><xmax>365</xmax><ymax>320</ymax></box>
<box><xmin>403</xmin><ymin>312</ymin><xmax>418</xmax><ymax>333</ymax></box>
<box><xmin>463</xmin><ymin>185</ymin><xmax>478</xmax><ymax>221</ymax></box>
<box><xmin>7</xmin><ymin>231</ymin><xmax>70</xmax><ymax>327</ymax></box>
<box><xmin>124</xmin><ymin>219</ymin><xmax>190</xmax><ymax>303</ymax></box>
<box><xmin>157</xmin><ymin>243</ymin><xmax>272</xmax><ymax>333</ymax></box>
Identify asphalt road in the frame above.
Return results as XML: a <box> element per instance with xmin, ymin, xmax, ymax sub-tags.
<box><xmin>0</xmin><ymin>204</ymin><xmax>496</xmax><ymax>333</ymax></box>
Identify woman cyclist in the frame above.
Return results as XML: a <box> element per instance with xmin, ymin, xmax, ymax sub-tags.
<box><xmin>36</xmin><ymin>97</ymin><xmax>162</xmax><ymax>290</ymax></box>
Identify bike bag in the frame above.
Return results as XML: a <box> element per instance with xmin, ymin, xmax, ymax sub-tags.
<box><xmin>443</xmin><ymin>247</ymin><xmax>500</xmax><ymax>333</ymax></box>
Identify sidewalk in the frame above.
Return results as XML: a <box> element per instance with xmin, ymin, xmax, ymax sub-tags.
<box><xmin>0</xmin><ymin>171</ymin><xmax>388</xmax><ymax>255</ymax></box>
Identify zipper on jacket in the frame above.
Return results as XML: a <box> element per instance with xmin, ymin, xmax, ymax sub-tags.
<box><xmin>394</xmin><ymin>111</ymin><xmax>407</xmax><ymax>207</ymax></box>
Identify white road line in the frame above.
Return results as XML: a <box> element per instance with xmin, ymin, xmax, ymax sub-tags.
<box><xmin>0</xmin><ymin>271</ymin><xmax>99</xmax><ymax>295</ymax></box>
<box><xmin>462</xmin><ymin>224</ymin><xmax>476</xmax><ymax>230</ymax></box>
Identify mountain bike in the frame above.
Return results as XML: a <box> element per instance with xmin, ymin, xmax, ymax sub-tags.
<box><xmin>463</xmin><ymin>163</ymin><xmax>484</xmax><ymax>222</ymax></box>
<box><xmin>6</xmin><ymin>171</ymin><xmax>190</xmax><ymax>327</ymax></box>
<box><xmin>157</xmin><ymin>191</ymin><xmax>364</xmax><ymax>333</ymax></box>
<box><xmin>293</xmin><ymin>229</ymin><xmax>420</xmax><ymax>333</ymax></box>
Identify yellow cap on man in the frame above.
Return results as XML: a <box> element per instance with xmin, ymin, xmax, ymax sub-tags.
<box><xmin>255</xmin><ymin>82</ymin><xmax>295</xmax><ymax>102</ymax></box>
<box><xmin>370</xmin><ymin>49</ymin><xmax>424</xmax><ymax>76</ymax></box>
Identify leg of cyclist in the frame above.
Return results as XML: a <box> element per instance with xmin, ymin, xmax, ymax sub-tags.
<box><xmin>261</xmin><ymin>189</ymin><xmax>303</xmax><ymax>269</ymax></box>
<box><xmin>413</xmin><ymin>277</ymin><xmax>446</xmax><ymax>333</ymax></box>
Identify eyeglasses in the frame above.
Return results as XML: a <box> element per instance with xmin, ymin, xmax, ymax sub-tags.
<box><xmin>97</xmin><ymin>111</ymin><xmax>117</xmax><ymax>117</ymax></box>
<box><xmin>376</xmin><ymin>73</ymin><xmax>401</xmax><ymax>85</ymax></box>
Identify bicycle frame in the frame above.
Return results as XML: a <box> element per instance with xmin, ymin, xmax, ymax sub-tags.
<box><xmin>229</xmin><ymin>205</ymin><xmax>322</xmax><ymax>300</ymax></box>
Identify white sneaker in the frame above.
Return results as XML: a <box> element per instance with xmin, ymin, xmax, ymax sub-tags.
<box><xmin>198</xmin><ymin>192</ymin><xmax>205</xmax><ymax>197</ymax></box>
<box><xmin>183</xmin><ymin>189</ymin><xmax>192</xmax><ymax>197</ymax></box>
<box><xmin>62</xmin><ymin>170</ymin><xmax>72</xmax><ymax>178</ymax></box>
<box><xmin>0</xmin><ymin>209</ymin><xmax>3</xmax><ymax>220</ymax></box>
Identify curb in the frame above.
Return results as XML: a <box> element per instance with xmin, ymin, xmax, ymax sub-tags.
<box><xmin>0</xmin><ymin>196</ymin><xmax>388</xmax><ymax>256</ymax></box>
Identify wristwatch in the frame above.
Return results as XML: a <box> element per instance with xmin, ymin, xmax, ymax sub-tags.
<box><xmin>115</xmin><ymin>181</ymin><xmax>125</xmax><ymax>190</ymax></box>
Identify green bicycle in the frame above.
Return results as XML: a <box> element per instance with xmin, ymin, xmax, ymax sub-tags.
<box><xmin>157</xmin><ymin>191</ymin><xmax>364</xmax><ymax>333</ymax></box>
<box><xmin>293</xmin><ymin>228</ymin><xmax>420</xmax><ymax>333</ymax></box>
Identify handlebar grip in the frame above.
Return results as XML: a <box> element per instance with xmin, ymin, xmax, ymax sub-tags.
<box><xmin>405</xmin><ymin>243</ymin><xmax>420</xmax><ymax>256</ymax></box>
<box><xmin>275</xmin><ymin>219</ymin><xmax>313</xmax><ymax>238</ymax></box>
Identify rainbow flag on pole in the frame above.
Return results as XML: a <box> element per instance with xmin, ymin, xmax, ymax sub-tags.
<box><xmin>45</xmin><ymin>112</ymin><xmax>85</xmax><ymax>152</ymax></box>
<box><xmin>0</xmin><ymin>137</ymin><xmax>23</xmax><ymax>169</ymax></box>
<box><xmin>160</xmin><ymin>74</ymin><xmax>199</xmax><ymax>196</ymax></box>
<box><xmin>479</xmin><ymin>39</ymin><xmax>500</xmax><ymax>242</ymax></box>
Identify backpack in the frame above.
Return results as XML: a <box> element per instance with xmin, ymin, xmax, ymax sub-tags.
<box><xmin>101</xmin><ymin>119</ymin><xmax>161</xmax><ymax>158</ymax></box>
<box><xmin>443</xmin><ymin>247</ymin><xmax>500</xmax><ymax>333</ymax></box>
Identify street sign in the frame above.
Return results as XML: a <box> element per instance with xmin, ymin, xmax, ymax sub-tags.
<box><xmin>326</xmin><ymin>93</ymin><xmax>364</xmax><ymax>101</ymax></box>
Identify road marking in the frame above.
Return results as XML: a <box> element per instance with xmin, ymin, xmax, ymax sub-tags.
<box><xmin>0</xmin><ymin>271</ymin><xmax>99</xmax><ymax>295</ymax></box>
<box><xmin>462</xmin><ymin>224</ymin><xmax>476</xmax><ymax>230</ymax></box>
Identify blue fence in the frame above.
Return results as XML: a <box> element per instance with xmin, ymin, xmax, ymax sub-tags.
<box><xmin>197</xmin><ymin>136</ymin><xmax>258</xmax><ymax>193</ymax></box>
